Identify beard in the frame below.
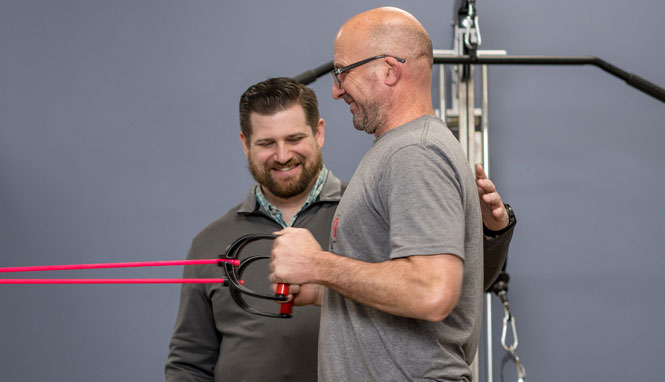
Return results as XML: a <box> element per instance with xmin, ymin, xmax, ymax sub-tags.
<box><xmin>248</xmin><ymin>149</ymin><xmax>323</xmax><ymax>199</ymax></box>
<box><xmin>352</xmin><ymin>98</ymin><xmax>385</xmax><ymax>135</ymax></box>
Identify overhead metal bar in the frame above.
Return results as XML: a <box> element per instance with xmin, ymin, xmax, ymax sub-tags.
<box><xmin>294</xmin><ymin>56</ymin><xmax>665</xmax><ymax>103</ymax></box>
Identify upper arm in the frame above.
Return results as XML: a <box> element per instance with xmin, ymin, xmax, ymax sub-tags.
<box><xmin>383</xmin><ymin>146</ymin><xmax>466</xmax><ymax>261</ymax></box>
<box><xmin>406</xmin><ymin>253</ymin><xmax>463</xmax><ymax>321</ymax></box>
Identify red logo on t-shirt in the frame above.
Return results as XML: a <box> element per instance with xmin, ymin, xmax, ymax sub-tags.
<box><xmin>332</xmin><ymin>217</ymin><xmax>339</xmax><ymax>239</ymax></box>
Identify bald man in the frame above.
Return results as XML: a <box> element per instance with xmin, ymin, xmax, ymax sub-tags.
<box><xmin>270</xmin><ymin>7</ymin><xmax>499</xmax><ymax>381</ymax></box>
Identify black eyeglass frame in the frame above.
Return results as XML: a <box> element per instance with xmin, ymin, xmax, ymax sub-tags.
<box><xmin>331</xmin><ymin>54</ymin><xmax>406</xmax><ymax>87</ymax></box>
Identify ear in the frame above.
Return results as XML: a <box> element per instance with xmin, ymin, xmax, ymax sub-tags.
<box><xmin>384</xmin><ymin>56</ymin><xmax>401</xmax><ymax>86</ymax></box>
<box><xmin>239</xmin><ymin>132</ymin><xmax>250</xmax><ymax>158</ymax></box>
<box><xmin>315</xmin><ymin>118</ymin><xmax>325</xmax><ymax>148</ymax></box>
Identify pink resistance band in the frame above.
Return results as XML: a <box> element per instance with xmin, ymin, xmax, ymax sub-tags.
<box><xmin>0</xmin><ymin>259</ymin><xmax>241</xmax><ymax>284</ymax></box>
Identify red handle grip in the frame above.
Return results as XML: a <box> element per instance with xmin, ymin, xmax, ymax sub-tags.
<box><xmin>275</xmin><ymin>283</ymin><xmax>294</xmax><ymax>315</ymax></box>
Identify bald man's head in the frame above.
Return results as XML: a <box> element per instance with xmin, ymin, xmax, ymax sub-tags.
<box><xmin>336</xmin><ymin>7</ymin><xmax>433</xmax><ymax>68</ymax></box>
<box><xmin>332</xmin><ymin>7</ymin><xmax>436</xmax><ymax>136</ymax></box>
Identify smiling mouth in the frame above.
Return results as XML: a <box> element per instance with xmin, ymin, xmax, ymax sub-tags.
<box><xmin>270</xmin><ymin>163</ymin><xmax>301</xmax><ymax>174</ymax></box>
<box><xmin>274</xmin><ymin>165</ymin><xmax>296</xmax><ymax>172</ymax></box>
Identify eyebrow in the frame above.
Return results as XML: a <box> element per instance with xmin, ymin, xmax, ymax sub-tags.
<box><xmin>253</xmin><ymin>133</ymin><xmax>309</xmax><ymax>144</ymax></box>
<box><xmin>333</xmin><ymin>61</ymin><xmax>346</xmax><ymax>69</ymax></box>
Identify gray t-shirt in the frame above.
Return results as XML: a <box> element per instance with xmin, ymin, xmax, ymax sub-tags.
<box><xmin>320</xmin><ymin>115</ymin><xmax>483</xmax><ymax>381</ymax></box>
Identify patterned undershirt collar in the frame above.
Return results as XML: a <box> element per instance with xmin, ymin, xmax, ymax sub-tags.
<box><xmin>254</xmin><ymin>165</ymin><xmax>329</xmax><ymax>228</ymax></box>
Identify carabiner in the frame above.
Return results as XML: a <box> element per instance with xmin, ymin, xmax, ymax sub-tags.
<box><xmin>500</xmin><ymin>343</ymin><xmax>527</xmax><ymax>382</ymax></box>
<box><xmin>500</xmin><ymin>306</ymin><xmax>526</xmax><ymax>381</ymax></box>
<box><xmin>501</xmin><ymin>308</ymin><xmax>519</xmax><ymax>352</ymax></box>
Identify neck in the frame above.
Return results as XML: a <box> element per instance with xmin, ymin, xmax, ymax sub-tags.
<box><xmin>261</xmin><ymin>174</ymin><xmax>319</xmax><ymax>225</ymax></box>
<box><xmin>264</xmin><ymin>186</ymin><xmax>309</xmax><ymax>207</ymax></box>
<box><xmin>374</xmin><ymin>95</ymin><xmax>435</xmax><ymax>138</ymax></box>
<box><xmin>375</xmin><ymin>70</ymin><xmax>435</xmax><ymax>138</ymax></box>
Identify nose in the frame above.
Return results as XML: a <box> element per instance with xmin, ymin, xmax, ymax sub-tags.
<box><xmin>332</xmin><ymin>81</ymin><xmax>345</xmax><ymax>100</ymax></box>
<box><xmin>274</xmin><ymin>142</ymin><xmax>293</xmax><ymax>164</ymax></box>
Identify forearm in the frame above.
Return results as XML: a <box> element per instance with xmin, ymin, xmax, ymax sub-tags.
<box><xmin>482</xmin><ymin>224</ymin><xmax>515</xmax><ymax>290</ymax></box>
<box><xmin>291</xmin><ymin>283</ymin><xmax>325</xmax><ymax>307</ymax></box>
<box><xmin>311</xmin><ymin>251</ymin><xmax>462</xmax><ymax>322</ymax></box>
<box><xmin>166</xmin><ymin>283</ymin><xmax>219</xmax><ymax>381</ymax></box>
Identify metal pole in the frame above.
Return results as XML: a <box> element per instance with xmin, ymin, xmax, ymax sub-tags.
<box><xmin>439</xmin><ymin>62</ymin><xmax>446</xmax><ymax>119</ymax></box>
<box><xmin>481</xmin><ymin>63</ymin><xmax>493</xmax><ymax>382</ymax></box>
<box><xmin>481</xmin><ymin>65</ymin><xmax>490</xmax><ymax>172</ymax></box>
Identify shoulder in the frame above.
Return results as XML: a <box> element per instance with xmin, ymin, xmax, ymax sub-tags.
<box><xmin>188</xmin><ymin>201</ymin><xmax>275</xmax><ymax>259</ymax></box>
<box><xmin>318</xmin><ymin>169</ymin><xmax>348</xmax><ymax>202</ymax></box>
<box><xmin>190</xmin><ymin>203</ymin><xmax>244</xmax><ymax>246</ymax></box>
<box><xmin>375</xmin><ymin>116</ymin><xmax>455</xmax><ymax>161</ymax></box>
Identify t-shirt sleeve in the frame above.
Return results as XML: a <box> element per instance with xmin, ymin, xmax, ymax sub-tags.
<box><xmin>381</xmin><ymin>144</ymin><xmax>466</xmax><ymax>261</ymax></box>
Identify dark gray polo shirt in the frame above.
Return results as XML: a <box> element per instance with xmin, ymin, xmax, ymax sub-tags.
<box><xmin>166</xmin><ymin>171</ymin><xmax>345</xmax><ymax>382</ymax></box>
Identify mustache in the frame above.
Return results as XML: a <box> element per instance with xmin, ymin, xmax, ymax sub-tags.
<box><xmin>266</xmin><ymin>157</ymin><xmax>303</xmax><ymax>170</ymax></box>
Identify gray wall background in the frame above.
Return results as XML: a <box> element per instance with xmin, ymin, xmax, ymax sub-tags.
<box><xmin>2</xmin><ymin>1</ymin><xmax>664</xmax><ymax>381</ymax></box>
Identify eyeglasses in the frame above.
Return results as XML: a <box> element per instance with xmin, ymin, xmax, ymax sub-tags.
<box><xmin>331</xmin><ymin>54</ymin><xmax>406</xmax><ymax>88</ymax></box>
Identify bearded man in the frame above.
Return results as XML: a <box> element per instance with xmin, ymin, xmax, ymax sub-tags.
<box><xmin>165</xmin><ymin>77</ymin><xmax>345</xmax><ymax>381</ymax></box>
